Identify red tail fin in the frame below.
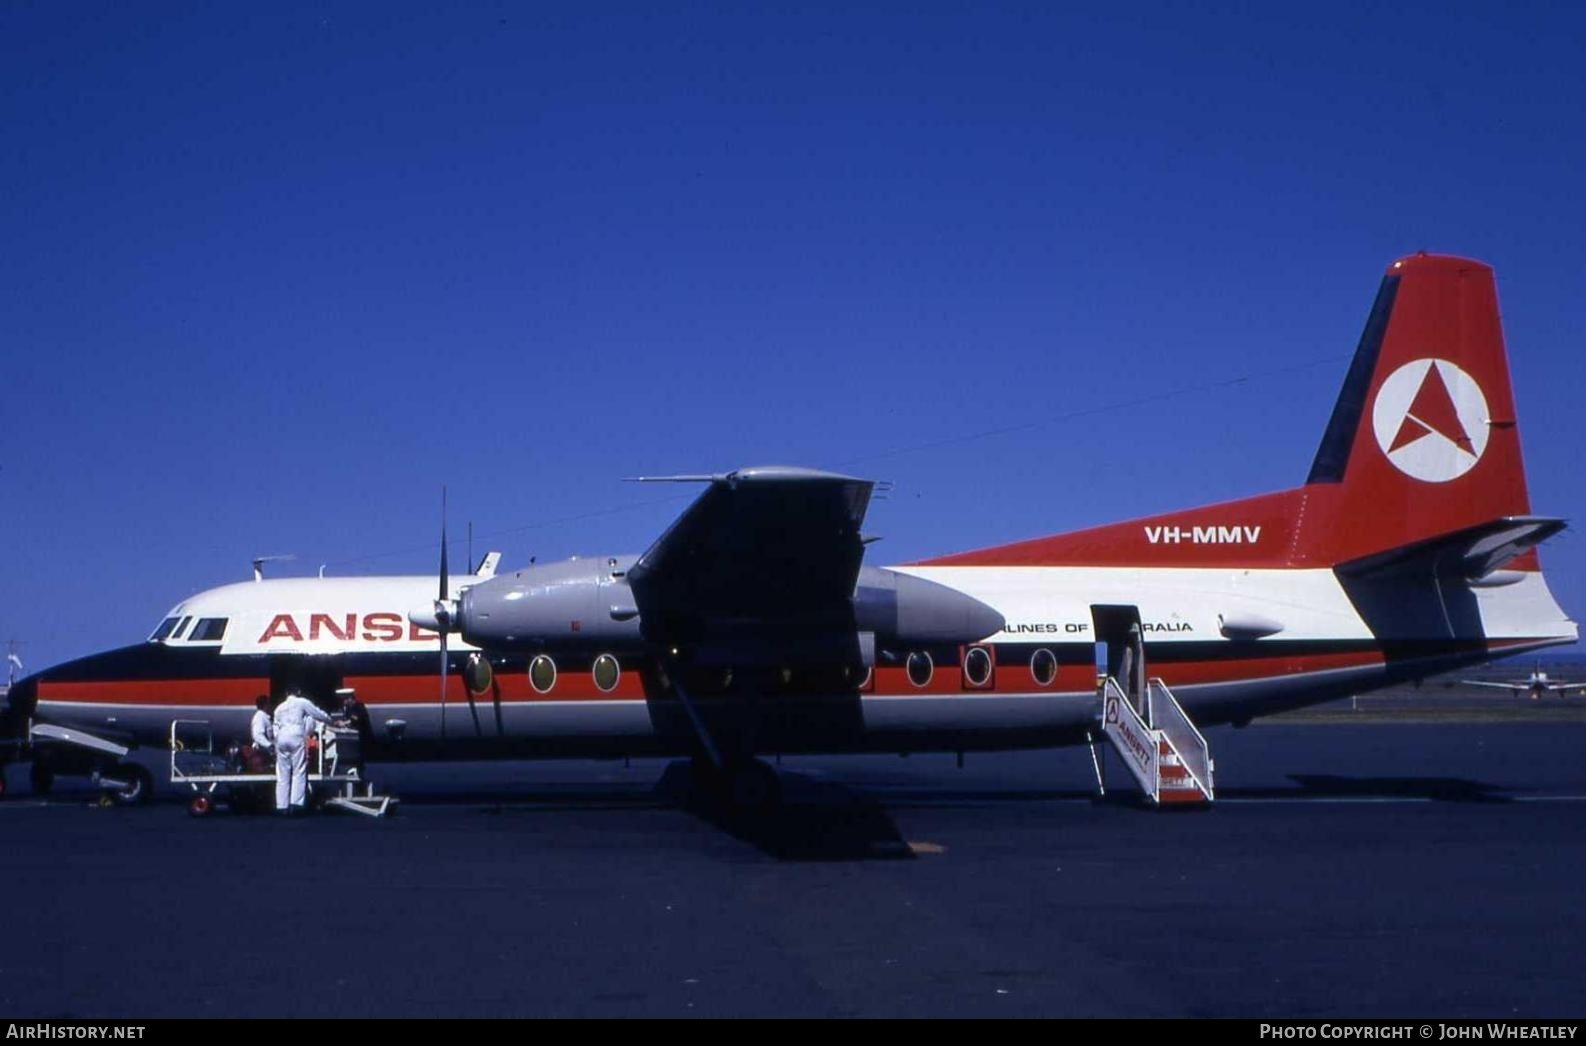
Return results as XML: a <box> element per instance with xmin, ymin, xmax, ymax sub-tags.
<box><xmin>1301</xmin><ymin>253</ymin><xmax>1530</xmax><ymax>562</ymax></box>
<box><xmin>921</xmin><ymin>253</ymin><xmax>1537</xmax><ymax>569</ymax></box>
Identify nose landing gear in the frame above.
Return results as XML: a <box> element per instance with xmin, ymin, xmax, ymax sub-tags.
<box><xmin>94</xmin><ymin>761</ymin><xmax>154</xmax><ymax>806</ymax></box>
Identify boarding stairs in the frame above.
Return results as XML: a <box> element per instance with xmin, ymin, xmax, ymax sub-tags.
<box><xmin>1092</xmin><ymin>676</ymin><xmax>1214</xmax><ymax>805</ymax></box>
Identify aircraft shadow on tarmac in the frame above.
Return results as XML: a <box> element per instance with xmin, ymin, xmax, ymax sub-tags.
<box><xmin>383</xmin><ymin>762</ymin><xmax>923</xmax><ymax>861</ymax></box>
<box><xmin>653</xmin><ymin>763</ymin><xmax>921</xmax><ymax>862</ymax></box>
<box><xmin>656</xmin><ymin>770</ymin><xmax>1516</xmax><ymax>858</ymax></box>
<box><xmin>1229</xmin><ymin>774</ymin><xmax>1511</xmax><ymax>803</ymax></box>
<box><xmin>94</xmin><ymin>764</ymin><xmax>1510</xmax><ymax>858</ymax></box>
<box><xmin>340</xmin><ymin>762</ymin><xmax>1517</xmax><ymax>850</ymax></box>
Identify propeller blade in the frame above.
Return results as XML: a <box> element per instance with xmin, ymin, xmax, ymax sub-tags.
<box><xmin>439</xmin><ymin>487</ymin><xmax>449</xmax><ymax>605</ymax></box>
<box><xmin>439</xmin><ymin>487</ymin><xmax>449</xmax><ymax>741</ymax></box>
<box><xmin>464</xmin><ymin>682</ymin><xmax>482</xmax><ymax>736</ymax></box>
<box><xmin>492</xmin><ymin>679</ymin><xmax>504</xmax><ymax>737</ymax></box>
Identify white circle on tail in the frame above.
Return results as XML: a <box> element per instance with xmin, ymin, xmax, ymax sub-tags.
<box><xmin>1370</xmin><ymin>358</ymin><xmax>1489</xmax><ymax>483</ymax></box>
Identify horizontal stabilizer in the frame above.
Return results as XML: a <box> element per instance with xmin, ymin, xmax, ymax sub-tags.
<box><xmin>1334</xmin><ymin>516</ymin><xmax>1565</xmax><ymax>582</ymax></box>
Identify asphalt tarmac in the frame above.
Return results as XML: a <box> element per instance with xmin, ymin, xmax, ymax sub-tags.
<box><xmin>3</xmin><ymin>722</ymin><xmax>1583</xmax><ymax>1018</ymax></box>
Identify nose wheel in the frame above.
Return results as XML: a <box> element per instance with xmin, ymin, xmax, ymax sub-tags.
<box><xmin>105</xmin><ymin>762</ymin><xmax>154</xmax><ymax>806</ymax></box>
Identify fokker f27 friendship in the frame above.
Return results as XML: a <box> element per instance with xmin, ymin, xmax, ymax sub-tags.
<box><xmin>2</xmin><ymin>253</ymin><xmax>1575</xmax><ymax>807</ymax></box>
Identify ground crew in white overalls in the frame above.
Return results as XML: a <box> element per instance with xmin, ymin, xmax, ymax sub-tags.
<box><xmin>272</xmin><ymin>691</ymin><xmax>333</xmax><ymax>814</ymax></box>
<box><xmin>250</xmin><ymin>695</ymin><xmax>274</xmax><ymax>751</ymax></box>
<box><xmin>249</xmin><ymin>695</ymin><xmax>275</xmax><ymax>773</ymax></box>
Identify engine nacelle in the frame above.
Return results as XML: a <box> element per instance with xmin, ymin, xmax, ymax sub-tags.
<box><xmin>452</xmin><ymin>559</ymin><xmax>1003</xmax><ymax>657</ymax></box>
<box><xmin>458</xmin><ymin>556</ymin><xmax>644</xmax><ymax>651</ymax></box>
<box><xmin>853</xmin><ymin>566</ymin><xmax>1004</xmax><ymax>646</ymax></box>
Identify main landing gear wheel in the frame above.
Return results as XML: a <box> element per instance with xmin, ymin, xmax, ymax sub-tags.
<box><xmin>30</xmin><ymin>764</ymin><xmax>55</xmax><ymax>796</ymax></box>
<box><xmin>110</xmin><ymin>762</ymin><xmax>154</xmax><ymax>807</ymax></box>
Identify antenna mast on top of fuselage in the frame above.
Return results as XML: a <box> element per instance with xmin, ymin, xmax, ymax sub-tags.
<box><xmin>250</xmin><ymin>554</ymin><xmax>297</xmax><ymax>582</ymax></box>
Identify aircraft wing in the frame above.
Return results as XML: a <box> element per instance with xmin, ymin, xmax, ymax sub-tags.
<box><xmin>1459</xmin><ymin>681</ymin><xmax>1528</xmax><ymax>693</ymax></box>
<box><xmin>627</xmin><ymin>467</ymin><xmax>875</xmax><ymax>647</ymax></box>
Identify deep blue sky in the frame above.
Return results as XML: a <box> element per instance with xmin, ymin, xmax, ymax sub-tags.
<box><xmin>4</xmin><ymin>3</ymin><xmax>1585</xmax><ymax>672</ymax></box>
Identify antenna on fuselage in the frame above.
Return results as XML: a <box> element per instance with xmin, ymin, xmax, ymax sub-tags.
<box><xmin>251</xmin><ymin>554</ymin><xmax>297</xmax><ymax>582</ymax></box>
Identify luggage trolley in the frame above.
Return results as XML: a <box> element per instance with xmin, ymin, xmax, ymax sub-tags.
<box><xmin>169</xmin><ymin>719</ymin><xmax>395</xmax><ymax>818</ymax></box>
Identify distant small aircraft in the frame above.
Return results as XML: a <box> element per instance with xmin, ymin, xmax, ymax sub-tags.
<box><xmin>1459</xmin><ymin>664</ymin><xmax>1586</xmax><ymax>700</ymax></box>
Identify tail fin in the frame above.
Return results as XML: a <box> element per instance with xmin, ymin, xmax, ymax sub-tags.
<box><xmin>920</xmin><ymin>253</ymin><xmax>1548</xmax><ymax>571</ymax></box>
<box><xmin>1301</xmin><ymin>252</ymin><xmax>1532</xmax><ymax>563</ymax></box>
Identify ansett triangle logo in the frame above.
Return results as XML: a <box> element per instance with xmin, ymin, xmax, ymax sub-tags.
<box><xmin>1370</xmin><ymin>358</ymin><xmax>1489</xmax><ymax>483</ymax></box>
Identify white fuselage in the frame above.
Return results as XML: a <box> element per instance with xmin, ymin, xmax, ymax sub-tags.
<box><xmin>25</xmin><ymin>557</ymin><xmax>1575</xmax><ymax>758</ymax></box>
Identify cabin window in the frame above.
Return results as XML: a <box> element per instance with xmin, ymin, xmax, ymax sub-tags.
<box><xmin>189</xmin><ymin>618</ymin><xmax>229</xmax><ymax>642</ymax></box>
<box><xmin>1030</xmin><ymin>648</ymin><xmax>1057</xmax><ymax>687</ymax></box>
<box><xmin>149</xmin><ymin>617</ymin><xmax>181</xmax><ymax>641</ymax></box>
<box><xmin>529</xmin><ymin>655</ymin><xmax>557</xmax><ymax>694</ymax></box>
<box><xmin>963</xmin><ymin>646</ymin><xmax>993</xmax><ymax>688</ymax></box>
<box><xmin>592</xmin><ymin>653</ymin><xmax>620</xmax><ymax>693</ymax></box>
<box><xmin>906</xmin><ymin>651</ymin><xmax>934</xmax><ymax>688</ymax></box>
<box><xmin>464</xmin><ymin>653</ymin><xmax>493</xmax><ymax>695</ymax></box>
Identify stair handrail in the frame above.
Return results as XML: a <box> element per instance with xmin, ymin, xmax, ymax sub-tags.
<box><xmin>1147</xmin><ymin>677</ymin><xmax>1214</xmax><ymax>799</ymax></box>
<box><xmin>1098</xmin><ymin>675</ymin><xmax>1159</xmax><ymax>800</ymax></box>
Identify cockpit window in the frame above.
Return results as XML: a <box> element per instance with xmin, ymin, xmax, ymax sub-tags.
<box><xmin>170</xmin><ymin>617</ymin><xmax>193</xmax><ymax>640</ymax></box>
<box><xmin>149</xmin><ymin>617</ymin><xmax>181</xmax><ymax>641</ymax></box>
<box><xmin>189</xmin><ymin>618</ymin><xmax>228</xmax><ymax>642</ymax></box>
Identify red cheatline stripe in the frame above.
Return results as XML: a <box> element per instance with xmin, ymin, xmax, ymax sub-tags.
<box><xmin>34</xmin><ymin>638</ymin><xmax>1552</xmax><ymax>707</ymax></box>
<box><xmin>863</xmin><ymin>650</ymin><xmax>1389</xmax><ymax>695</ymax></box>
<box><xmin>39</xmin><ymin>670</ymin><xmax>647</xmax><ymax>707</ymax></box>
<box><xmin>342</xmin><ymin>670</ymin><xmax>646</xmax><ymax>704</ymax></box>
